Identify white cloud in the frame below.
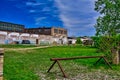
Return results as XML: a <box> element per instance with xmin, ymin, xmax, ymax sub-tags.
<box><xmin>8</xmin><ymin>0</ymin><xmax>99</xmax><ymax>36</ymax></box>
<box><xmin>29</xmin><ymin>10</ymin><xmax>36</xmax><ymax>13</ymax></box>
<box><xmin>35</xmin><ymin>17</ymin><xmax>46</xmax><ymax>25</ymax></box>
<box><xmin>42</xmin><ymin>7</ymin><xmax>51</xmax><ymax>12</ymax></box>
<box><xmin>26</xmin><ymin>2</ymin><xmax>45</xmax><ymax>6</ymax></box>
<box><xmin>55</xmin><ymin>0</ymin><xmax>99</xmax><ymax>36</ymax></box>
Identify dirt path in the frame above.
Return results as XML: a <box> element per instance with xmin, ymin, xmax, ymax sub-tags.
<box><xmin>5</xmin><ymin>46</ymin><xmax>51</xmax><ymax>51</ymax></box>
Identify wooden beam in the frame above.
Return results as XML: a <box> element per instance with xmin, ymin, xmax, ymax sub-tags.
<box><xmin>48</xmin><ymin>56</ymin><xmax>112</xmax><ymax>78</ymax></box>
<box><xmin>47</xmin><ymin>61</ymin><xmax>57</xmax><ymax>73</ymax></box>
<box><xmin>50</xmin><ymin>56</ymin><xmax>104</xmax><ymax>61</ymax></box>
<box><xmin>56</xmin><ymin>61</ymin><xmax>67</xmax><ymax>78</ymax></box>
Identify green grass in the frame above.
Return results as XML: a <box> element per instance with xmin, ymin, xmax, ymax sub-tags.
<box><xmin>4</xmin><ymin>45</ymin><xmax>120</xmax><ymax>80</ymax></box>
<box><xmin>0</xmin><ymin>44</ymin><xmax>37</xmax><ymax>48</ymax></box>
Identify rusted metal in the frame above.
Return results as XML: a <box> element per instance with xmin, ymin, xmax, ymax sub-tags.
<box><xmin>48</xmin><ymin>56</ymin><xmax>112</xmax><ymax>78</ymax></box>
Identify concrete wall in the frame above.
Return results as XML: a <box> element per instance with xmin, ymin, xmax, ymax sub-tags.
<box><xmin>0</xmin><ymin>31</ymin><xmax>68</xmax><ymax>45</ymax></box>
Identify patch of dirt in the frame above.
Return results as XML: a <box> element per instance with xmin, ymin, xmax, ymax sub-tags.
<box><xmin>5</xmin><ymin>46</ymin><xmax>50</xmax><ymax>51</ymax></box>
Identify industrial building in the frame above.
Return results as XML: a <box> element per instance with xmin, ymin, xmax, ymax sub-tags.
<box><xmin>0</xmin><ymin>21</ymin><xmax>25</xmax><ymax>32</ymax></box>
<box><xmin>0</xmin><ymin>21</ymin><xmax>68</xmax><ymax>45</ymax></box>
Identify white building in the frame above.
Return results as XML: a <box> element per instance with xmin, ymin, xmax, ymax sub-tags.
<box><xmin>0</xmin><ymin>30</ymin><xmax>68</xmax><ymax>45</ymax></box>
<box><xmin>67</xmin><ymin>37</ymin><xmax>76</xmax><ymax>44</ymax></box>
<box><xmin>0</xmin><ymin>31</ymin><xmax>7</xmax><ymax>44</ymax></box>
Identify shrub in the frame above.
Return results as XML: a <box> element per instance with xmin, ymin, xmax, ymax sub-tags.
<box><xmin>76</xmin><ymin>37</ymin><xmax>82</xmax><ymax>44</ymax></box>
<box><xmin>91</xmin><ymin>36</ymin><xmax>100</xmax><ymax>48</ymax></box>
<box><xmin>92</xmin><ymin>35</ymin><xmax>120</xmax><ymax>62</ymax></box>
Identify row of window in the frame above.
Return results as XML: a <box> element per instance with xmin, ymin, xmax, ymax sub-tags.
<box><xmin>54</xmin><ymin>29</ymin><xmax>67</xmax><ymax>34</ymax></box>
<box><xmin>26</xmin><ymin>29</ymin><xmax>51</xmax><ymax>33</ymax></box>
<box><xmin>0</xmin><ymin>23</ymin><xmax>24</xmax><ymax>28</ymax></box>
<box><xmin>0</xmin><ymin>22</ymin><xmax>67</xmax><ymax>35</ymax></box>
<box><xmin>0</xmin><ymin>26</ymin><xmax>23</xmax><ymax>32</ymax></box>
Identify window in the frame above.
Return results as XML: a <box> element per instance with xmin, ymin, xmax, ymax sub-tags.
<box><xmin>44</xmin><ymin>29</ymin><xmax>50</xmax><ymax>32</ymax></box>
<box><xmin>54</xmin><ymin>29</ymin><xmax>58</xmax><ymax>33</ymax></box>
<box><xmin>59</xmin><ymin>30</ymin><xmax>63</xmax><ymax>34</ymax></box>
<box><xmin>64</xmin><ymin>31</ymin><xmax>67</xmax><ymax>34</ymax></box>
<box><xmin>39</xmin><ymin>29</ymin><xmax>41</xmax><ymax>32</ymax></box>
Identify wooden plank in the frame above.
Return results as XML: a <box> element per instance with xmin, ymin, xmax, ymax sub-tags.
<box><xmin>93</xmin><ymin>57</ymin><xmax>103</xmax><ymax>65</ymax></box>
<box><xmin>50</xmin><ymin>56</ymin><xmax>104</xmax><ymax>61</ymax></box>
<box><xmin>56</xmin><ymin>61</ymin><xmax>67</xmax><ymax>78</ymax></box>
<box><xmin>48</xmin><ymin>56</ymin><xmax>112</xmax><ymax>78</ymax></box>
<box><xmin>47</xmin><ymin>61</ymin><xmax>57</xmax><ymax>73</ymax></box>
<box><xmin>103</xmin><ymin>57</ymin><xmax>112</xmax><ymax>69</ymax></box>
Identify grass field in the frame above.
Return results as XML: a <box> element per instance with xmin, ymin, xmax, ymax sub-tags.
<box><xmin>3</xmin><ymin>45</ymin><xmax>120</xmax><ymax>80</ymax></box>
<box><xmin>0</xmin><ymin>44</ymin><xmax>37</xmax><ymax>48</ymax></box>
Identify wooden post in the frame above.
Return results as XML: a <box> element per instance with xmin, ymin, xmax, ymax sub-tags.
<box><xmin>0</xmin><ymin>48</ymin><xmax>4</xmax><ymax>80</ymax></box>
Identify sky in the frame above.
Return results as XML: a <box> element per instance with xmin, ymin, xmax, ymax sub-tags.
<box><xmin>0</xmin><ymin>0</ymin><xmax>99</xmax><ymax>37</ymax></box>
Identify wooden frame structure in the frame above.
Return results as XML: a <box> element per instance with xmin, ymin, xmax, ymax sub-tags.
<box><xmin>47</xmin><ymin>56</ymin><xmax>112</xmax><ymax>78</ymax></box>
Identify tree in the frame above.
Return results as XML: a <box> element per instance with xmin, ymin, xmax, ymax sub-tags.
<box><xmin>76</xmin><ymin>37</ymin><xmax>82</xmax><ymax>44</ymax></box>
<box><xmin>94</xmin><ymin>0</ymin><xmax>120</xmax><ymax>64</ymax></box>
<box><xmin>94</xmin><ymin>0</ymin><xmax>120</xmax><ymax>36</ymax></box>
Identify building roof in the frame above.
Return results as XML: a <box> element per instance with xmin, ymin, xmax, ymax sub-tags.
<box><xmin>25</xmin><ymin>27</ymin><xmax>52</xmax><ymax>30</ymax></box>
<box><xmin>67</xmin><ymin>37</ymin><xmax>76</xmax><ymax>39</ymax></box>
<box><xmin>0</xmin><ymin>21</ymin><xmax>25</xmax><ymax>27</ymax></box>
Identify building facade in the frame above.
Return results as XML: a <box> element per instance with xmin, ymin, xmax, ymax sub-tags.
<box><xmin>25</xmin><ymin>27</ymin><xmax>67</xmax><ymax>37</ymax></box>
<box><xmin>0</xmin><ymin>21</ymin><xmax>68</xmax><ymax>45</ymax></box>
<box><xmin>0</xmin><ymin>21</ymin><xmax>25</xmax><ymax>32</ymax></box>
<box><xmin>25</xmin><ymin>27</ymin><xmax>51</xmax><ymax>35</ymax></box>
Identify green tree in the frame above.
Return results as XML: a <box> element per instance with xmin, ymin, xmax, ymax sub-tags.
<box><xmin>76</xmin><ymin>37</ymin><xmax>82</xmax><ymax>44</ymax></box>
<box><xmin>94</xmin><ymin>0</ymin><xmax>120</xmax><ymax>36</ymax></box>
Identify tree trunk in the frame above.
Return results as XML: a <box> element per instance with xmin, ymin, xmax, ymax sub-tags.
<box><xmin>111</xmin><ymin>48</ymin><xmax>120</xmax><ymax>64</ymax></box>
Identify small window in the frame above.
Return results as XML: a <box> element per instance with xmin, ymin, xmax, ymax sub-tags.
<box><xmin>44</xmin><ymin>29</ymin><xmax>49</xmax><ymax>31</ymax></box>
<box><xmin>39</xmin><ymin>29</ymin><xmax>41</xmax><ymax>32</ymax></box>
<box><xmin>54</xmin><ymin>29</ymin><xmax>58</xmax><ymax>33</ymax></box>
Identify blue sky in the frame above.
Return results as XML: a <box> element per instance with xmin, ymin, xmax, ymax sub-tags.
<box><xmin>0</xmin><ymin>0</ymin><xmax>99</xmax><ymax>36</ymax></box>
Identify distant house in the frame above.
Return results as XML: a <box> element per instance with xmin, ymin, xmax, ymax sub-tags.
<box><xmin>67</xmin><ymin>37</ymin><xmax>76</xmax><ymax>44</ymax></box>
<box><xmin>80</xmin><ymin>37</ymin><xmax>92</xmax><ymax>42</ymax></box>
<box><xmin>80</xmin><ymin>37</ymin><xmax>93</xmax><ymax>45</ymax></box>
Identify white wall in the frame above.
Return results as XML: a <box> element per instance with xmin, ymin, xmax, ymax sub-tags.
<box><xmin>0</xmin><ymin>31</ymin><xmax>68</xmax><ymax>45</ymax></box>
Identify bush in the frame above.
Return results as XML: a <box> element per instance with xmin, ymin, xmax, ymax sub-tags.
<box><xmin>76</xmin><ymin>37</ymin><xmax>82</xmax><ymax>44</ymax></box>
<box><xmin>91</xmin><ymin>36</ymin><xmax>100</xmax><ymax>48</ymax></box>
<box><xmin>92</xmin><ymin>35</ymin><xmax>120</xmax><ymax>62</ymax></box>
